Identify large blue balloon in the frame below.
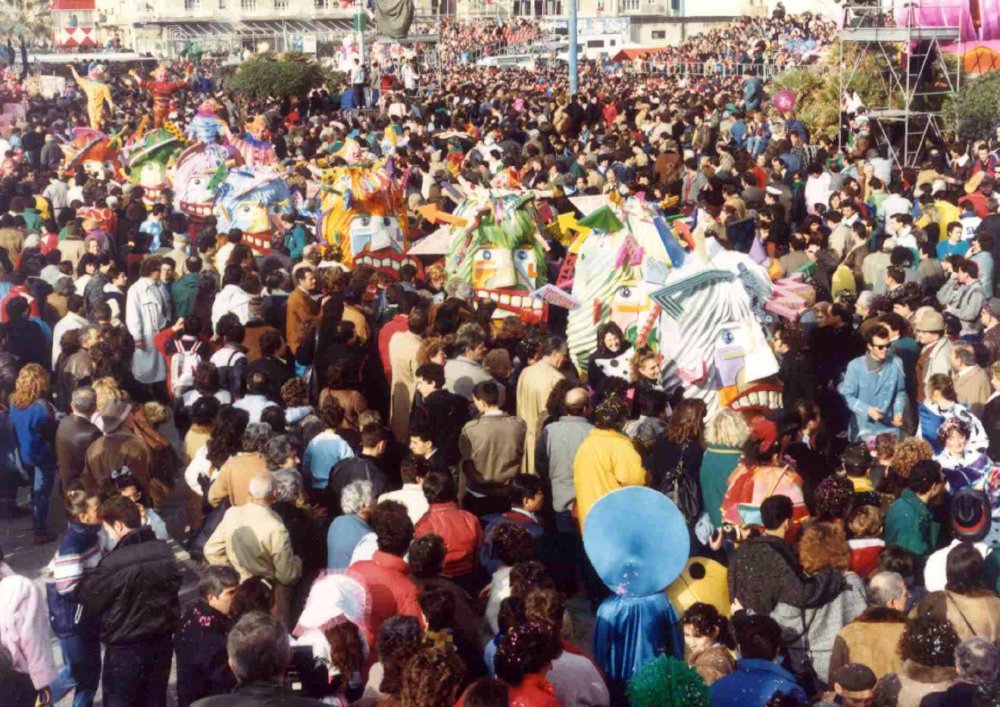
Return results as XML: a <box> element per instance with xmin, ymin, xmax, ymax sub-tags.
<box><xmin>583</xmin><ymin>487</ymin><xmax>690</xmax><ymax>597</ymax></box>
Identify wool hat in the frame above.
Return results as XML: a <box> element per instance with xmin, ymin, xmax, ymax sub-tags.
<box><xmin>832</xmin><ymin>664</ymin><xmax>877</xmax><ymax>695</ymax></box>
<box><xmin>914</xmin><ymin>308</ymin><xmax>945</xmax><ymax>332</ymax></box>
<box><xmin>951</xmin><ymin>488</ymin><xmax>992</xmax><ymax>542</ymax></box>
<box><xmin>842</xmin><ymin>442</ymin><xmax>873</xmax><ymax>470</ymax></box>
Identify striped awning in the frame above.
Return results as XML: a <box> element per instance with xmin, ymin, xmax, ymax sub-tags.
<box><xmin>162</xmin><ymin>18</ymin><xmax>354</xmax><ymax>39</ymax></box>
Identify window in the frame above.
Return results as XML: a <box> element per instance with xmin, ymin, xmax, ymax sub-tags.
<box><xmin>586</xmin><ymin>39</ymin><xmax>604</xmax><ymax>48</ymax></box>
<box><xmin>670</xmin><ymin>0</ymin><xmax>679</xmax><ymax>9</ymax></box>
<box><xmin>274</xmin><ymin>0</ymin><xmax>288</xmax><ymax>8</ymax></box>
<box><xmin>241</xmin><ymin>0</ymin><xmax>256</xmax><ymax>9</ymax></box>
<box><xmin>314</xmin><ymin>0</ymin><xmax>329</xmax><ymax>7</ymax></box>
<box><xmin>651</xmin><ymin>30</ymin><xmax>665</xmax><ymax>39</ymax></box>
<box><xmin>219</xmin><ymin>0</ymin><xmax>227</xmax><ymax>8</ymax></box>
<box><xmin>184</xmin><ymin>0</ymin><xmax>199</xmax><ymax>9</ymax></box>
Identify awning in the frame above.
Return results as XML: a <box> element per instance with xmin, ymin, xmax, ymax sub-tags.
<box><xmin>51</xmin><ymin>0</ymin><xmax>95</xmax><ymax>10</ymax></box>
<box><xmin>611</xmin><ymin>46</ymin><xmax>669</xmax><ymax>62</ymax></box>
<box><xmin>162</xmin><ymin>18</ymin><xmax>355</xmax><ymax>40</ymax></box>
<box><xmin>58</xmin><ymin>27</ymin><xmax>97</xmax><ymax>48</ymax></box>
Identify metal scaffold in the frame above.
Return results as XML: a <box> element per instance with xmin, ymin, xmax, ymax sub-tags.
<box><xmin>838</xmin><ymin>1</ymin><xmax>963</xmax><ymax>169</ymax></box>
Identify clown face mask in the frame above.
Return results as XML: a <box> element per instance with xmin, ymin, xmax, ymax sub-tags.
<box><xmin>609</xmin><ymin>280</ymin><xmax>656</xmax><ymax>343</ymax></box>
<box><xmin>472</xmin><ymin>246</ymin><xmax>538</xmax><ymax>291</ymax></box>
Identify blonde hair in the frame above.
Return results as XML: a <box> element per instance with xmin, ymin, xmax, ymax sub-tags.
<box><xmin>705</xmin><ymin>409</ymin><xmax>750</xmax><ymax>448</ymax></box>
<box><xmin>92</xmin><ymin>377</ymin><xmax>127</xmax><ymax>413</ymax></box>
<box><xmin>143</xmin><ymin>401</ymin><xmax>169</xmax><ymax>426</ymax></box>
<box><xmin>425</xmin><ymin>263</ymin><xmax>446</xmax><ymax>288</ymax></box>
<box><xmin>416</xmin><ymin>336</ymin><xmax>447</xmax><ymax>366</ymax></box>
<box><xmin>629</xmin><ymin>346</ymin><xmax>659</xmax><ymax>383</ymax></box>
<box><xmin>10</xmin><ymin>364</ymin><xmax>49</xmax><ymax>409</ymax></box>
<box><xmin>990</xmin><ymin>361</ymin><xmax>1000</xmax><ymax>386</ymax></box>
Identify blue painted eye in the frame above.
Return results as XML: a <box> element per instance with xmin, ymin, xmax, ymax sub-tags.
<box><xmin>516</xmin><ymin>250</ymin><xmax>528</xmax><ymax>260</ymax></box>
<box><xmin>618</xmin><ymin>286</ymin><xmax>632</xmax><ymax>298</ymax></box>
<box><xmin>720</xmin><ymin>329</ymin><xmax>734</xmax><ymax>345</ymax></box>
<box><xmin>482</xmin><ymin>250</ymin><xmax>492</xmax><ymax>260</ymax></box>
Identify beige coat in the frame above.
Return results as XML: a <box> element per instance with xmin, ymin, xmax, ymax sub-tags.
<box><xmin>389</xmin><ymin>329</ymin><xmax>422</xmax><ymax>443</ymax></box>
<box><xmin>516</xmin><ymin>360</ymin><xmax>565</xmax><ymax>474</ymax></box>
<box><xmin>895</xmin><ymin>660</ymin><xmax>957</xmax><ymax>707</ymax></box>
<box><xmin>204</xmin><ymin>502</ymin><xmax>302</xmax><ymax>584</ymax></box>
<box><xmin>917</xmin><ymin>589</ymin><xmax>1000</xmax><ymax>644</ymax></box>
<box><xmin>207</xmin><ymin>452</ymin><xmax>269</xmax><ymax>507</ymax></box>
<box><xmin>954</xmin><ymin>366</ymin><xmax>992</xmax><ymax>417</ymax></box>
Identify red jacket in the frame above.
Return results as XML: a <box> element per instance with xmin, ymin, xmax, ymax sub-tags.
<box><xmin>456</xmin><ymin>673</ymin><xmax>559</xmax><ymax>707</ymax></box>
<box><xmin>848</xmin><ymin>537</ymin><xmax>885</xmax><ymax>579</ymax></box>
<box><xmin>377</xmin><ymin>313</ymin><xmax>408</xmax><ymax>379</ymax></box>
<box><xmin>508</xmin><ymin>673</ymin><xmax>561</xmax><ymax>707</ymax></box>
<box><xmin>348</xmin><ymin>550</ymin><xmax>422</xmax><ymax>640</ymax></box>
<box><xmin>414</xmin><ymin>502</ymin><xmax>483</xmax><ymax>578</ymax></box>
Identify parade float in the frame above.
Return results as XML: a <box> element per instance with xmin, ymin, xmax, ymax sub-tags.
<box><xmin>172</xmin><ymin>142</ymin><xmax>243</xmax><ymax>223</ymax></box>
<box><xmin>213</xmin><ymin>166</ymin><xmax>294</xmax><ymax>254</ymax></box>
<box><xmin>315</xmin><ymin>146</ymin><xmax>417</xmax><ymax>277</ymax></box>
<box><xmin>444</xmin><ymin>187</ymin><xmax>549</xmax><ymax>324</ymax></box>
<box><xmin>62</xmin><ymin>126</ymin><xmax>123</xmax><ymax>181</ymax></box>
<box><xmin>121</xmin><ymin>124</ymin><xmax>184</xmax><ymax>206</ymax></box>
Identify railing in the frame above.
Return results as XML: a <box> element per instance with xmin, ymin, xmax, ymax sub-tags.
<box><xmin>635</xmin><ymin>60</ymin><xmax>784</xmax><ymax>80</ymax></box>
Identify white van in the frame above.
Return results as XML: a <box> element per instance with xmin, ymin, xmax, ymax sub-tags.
<box><xmin>477</xmin><ymin>53</ymin><xmax>538</xmax><ymax>69</ymax></box>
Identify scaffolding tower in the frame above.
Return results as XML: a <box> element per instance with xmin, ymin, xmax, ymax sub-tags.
<box><xmin>838</xmin><ymin>2</ymin><xmax>963</xmax><ymax>169</ymax></box>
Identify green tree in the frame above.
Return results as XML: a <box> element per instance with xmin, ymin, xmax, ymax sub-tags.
<box><xmin>955</xmin><ymin>72</ymin><xmax>1000</xmax><ymax>142</ymax></box>
<box><xmin>229</xmin><ymin>52</ymin><xmax>330</xmax><ymax>102</ymax></box>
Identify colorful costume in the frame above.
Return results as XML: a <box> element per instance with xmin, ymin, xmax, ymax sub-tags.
<box><xmin>226</xmin><ymin>115</ymin><xmax>278</xmax><ymax>167</ymax></box>
<box><xmin>68</xmin><ymin>64</ymin><xmax>114</xmax><ymax>130</ymax></box>
<box><xmin>147</xmin><ymin>65</ymin><xmax>187</xmax><ymax>129</ymax></box>
<box><xmin>186</xmin><ymin>98</ymin><xmax>228</xmax><ymax>144</ymax></box>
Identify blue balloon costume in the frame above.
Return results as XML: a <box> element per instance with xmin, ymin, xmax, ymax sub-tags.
<box><xmin>584</xmin><ymin>487</ymin><xmax>690</xmax><ymax>701</ymax></box>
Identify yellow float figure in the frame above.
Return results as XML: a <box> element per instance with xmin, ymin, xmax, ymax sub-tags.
<box><xmin>68</xmin><ymin>64</ymin><xmax>115</xmax><ymax>131</ymax></box>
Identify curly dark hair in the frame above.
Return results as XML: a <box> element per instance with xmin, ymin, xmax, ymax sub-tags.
<box><xmin>371</xmin><ymin>503</ymin><xmax>414</xmax><ymax>557</ymax></box>
<box><xmin>399</xmin><ymin>646</ymin><xmax>466</xmax><ymax>707</ymax></box>
<box><xmin>408</xmin><ymin>534</ymin><xmax>446</xmax><ymax>579</ymax></box>
<box><xmin>491</xmin><ymin>522</ymin><xmax>536</xmax><ymax>567</ymax></box>
<box><xmin>681</xmin><ymin>602</ymin><xmax>735</xmax><ymax>649</ymax></box>
<box><xmin>510</xmin><ymin>561</ymin><xmax>554</xmax><ymax>599</ymax></box>
<box><xmin>206</xmin><ymin>406</ymin><xmax>250</xmax><ymax>469</ymax></box>
<box><xmin>494</xmin><ymin>622</ymin><xmax>560</xmax><ymax>686</ymax></box>
<box><xmin>899</xmin><ymin>615</ymin><xmax>960</xmax><ymax>667</ymax></box>
<box><xmin>814</xmin><ymin>475</ymin><xmax>854</xmax><ymax>522</ymax></box>
<box><xmin>229</xmin><ymin>576</ymin><xmax>275</xmax><ymax>623</ymax></box>
<box><xmin>376</xmin><ymin>616</ymin><xmax>424</xmax><ymax>696</ymax></box>
<box><xmin>594</xmin><ymin>397</ymin><xmax>630</xmax><ymax>431</ymax></box>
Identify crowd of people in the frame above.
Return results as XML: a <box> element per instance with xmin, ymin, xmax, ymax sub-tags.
<box><xmin>2</xmin><ymin>9</ymin><xmax>1000</xmax><ymax>707</ymax></box>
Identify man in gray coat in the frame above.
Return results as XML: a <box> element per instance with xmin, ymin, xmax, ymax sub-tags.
<box><xmin>458</xmin><ymin>380</ymin><xmax>526</xmax><ymax>517</ymax></box>
<box><xmin>444</xmin><ymin>324</ymin><xmax>495</xmax><ymax>401</ymax></box>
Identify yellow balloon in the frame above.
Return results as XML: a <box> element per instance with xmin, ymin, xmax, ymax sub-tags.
<box><xmin>666</xmin><ymin>557</ymin><xmax>730</xmax><ymax>618</ymax></box>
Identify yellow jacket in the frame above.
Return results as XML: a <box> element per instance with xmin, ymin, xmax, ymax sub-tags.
<box><xmin>573</xmin><ymin>428</ymin><xmax>646</xmax><ymax>528</ymax></box>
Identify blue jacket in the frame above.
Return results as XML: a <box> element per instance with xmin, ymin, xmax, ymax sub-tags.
<box><xmin>710</xmin><ymin>658</ymin><xmax>807</xmax><ymax>706</ymax></box>
<box><xmin>838</xmin><ymin>354</ymin><xmax>906</xmax><ymax>441</ymax></box>
<box><xmin>10</xmin><ymin>400</ymin><xmax>56</xmax><ymax>467</ymax></box>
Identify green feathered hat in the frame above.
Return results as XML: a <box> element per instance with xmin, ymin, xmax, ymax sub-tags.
<box><xmin>626</xmin><ymin>655</ymin><xmax>711</xmax><ymax>707</ymax></box>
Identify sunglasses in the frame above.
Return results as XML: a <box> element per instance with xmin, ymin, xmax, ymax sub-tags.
<box><xmin>870</xmin><ymin>343</ymin><xmax>890</xmax><ymax>351</ymax></box>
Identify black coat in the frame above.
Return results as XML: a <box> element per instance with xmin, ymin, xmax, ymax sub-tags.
<box><xmin>192</xmin><ymin>681</ymin><xmax>326</xmax><ymax>706</ymax></box>
<box><xmin>175</xmin><ymin>600</ymin><xmax>236</xmax><ymax>707</ymax></box>
<box><xmin>728</xmin><ymin>534</ymin><xmax>846</xmax><ymax>615</ymax></box>
<box><xmin>779</xmin><ymin>350</ymin><xmax>818</xmax><ymax>410</ymax></box>
<box><xmin>982</xmin><ymin>394</ymin><xmax>1000</xmax><ymax>462</ymax></box>
<box><xmin>323</xmin><ymin>454</ymin><xmax>391</xmax><ymax>518</ymax></box>
<box><xmin>410</xmin><ymin>388</ymin><xmax>470</xmax><ymax>466</ymax></box>
<box><xmin>80</xmin><ymin>526</ymin><xmax>182</xmax><ymax>645</ymax></box>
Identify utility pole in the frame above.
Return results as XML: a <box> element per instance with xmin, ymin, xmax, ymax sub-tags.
<box><xmin>569</xmin><ymin>0</ymin><xmax>577</xmax><ymax>93</ymax></box>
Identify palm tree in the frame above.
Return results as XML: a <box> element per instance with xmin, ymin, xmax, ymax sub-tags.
<box><xmin>0</xmin><ymin>0</ymin><xmax>54</xmax><ymax>46</ymax></box>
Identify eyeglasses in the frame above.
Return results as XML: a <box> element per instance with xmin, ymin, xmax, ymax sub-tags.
<box><xmin>870</xmin><ymin>343</ymin><xmax>890</xmax><ymax>351</ymax></box>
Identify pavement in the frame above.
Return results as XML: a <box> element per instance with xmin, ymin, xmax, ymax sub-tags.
<box><xmin>3</xmin><ymin>479</ymin><xmax>597</xmax><ymax>706</ymax></box>
<box><xmin>2</xmin><ymin>480</ymin><xmax>202</xmax><ymax>707</ymax></box>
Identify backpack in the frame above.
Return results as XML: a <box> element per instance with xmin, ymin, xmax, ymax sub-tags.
<box><xmin>170</xmin><ymin>339</ymin><xmax>203</xmax><ymax>397</ymax></box>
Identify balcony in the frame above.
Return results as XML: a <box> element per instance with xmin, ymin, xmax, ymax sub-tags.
<box><xmin>616</xmin><ymin>0</ymin><xmax>669</xmax><ymax>15</ymax></box>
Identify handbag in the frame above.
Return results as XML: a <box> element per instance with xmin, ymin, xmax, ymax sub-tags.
<box><xmin>787</xmin><ymin>607</ymin><xmax>825</xmax><ymax>699</ymax></box>
<box><xmin>660</xmin><ymin>442</ymin><xmax>702</xmax><ymax>523</ymax></box>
